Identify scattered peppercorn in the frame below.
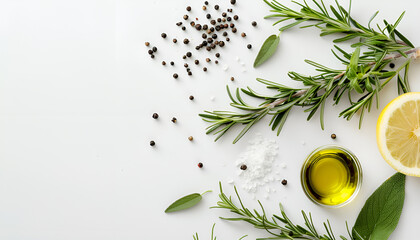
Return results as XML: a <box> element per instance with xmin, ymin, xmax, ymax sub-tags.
<box><xmin>176</xmin><ymin>22</ymin><xmax>182</xmax><ymax>26</ymax></box>
<box><xmin>219</xmin><ymin>41</ymin><xmax>225</xmax><ymax>47</ymax></box>
<box><xmin>252</xmin><ymin>21</ymin><xmax>257</xmax><ymax>26</ymax></box>
<box><xmin>331</xmin><ymin>133</ymin><xmax>337</xmax><ymax>139</ymax></box>
<box><xmin>173</xmin><ymin>73</ymin><xmax>178</xmax><ymax>79</ymax></box>
<box><xmin>145</xmin><ymin>42</ymin><xmax>150</xmax><ymax>46</ymax></box>
<box><xmin>206</xmin><ymin>13</ymin><xmax>211</xmax><ymax>19</ymax></box>
<box><xmin>222</xmin><ymin>12</ymin><xmax>227</xmax><ymax>17</ymax></box>
<box><xmin>233</xmin><ymin>15</ymin><xmax>238</xmax><ymax>20</ymax></box>
<box><xmin>228</xmin><ymin>8</ymin><xmax>233</xmax><ymax>12</ymax></box>
<box><xmin>227</xmin><ymin>16</ymin><xmax>232</xmax><ymax>21</ymax></box>
<box><xmin>215</xmin><ymin>53</ymin><xmax>220</xmax><ymax>58</ymax></box>
<box><xmin>214</xmin><ymin>5</ymin><xmax>219</xmax><ymax>10</ymax></box>
<box><xmin>289</xmin><ymin>231</ymin><xmax>294</xmax><ymax>237</ymax></box>
<box><xmin>183</xmin><ymin>15</ymin><xmax>189</xmax><ymax>20</ymax></box>
<box><xmin>150</xmin><ymin>140</ymin><xmax>155</xmax><ymax>146</ymax></box>
<box><xmin>198</xmin><ymin>162</ymin><xmax>203</xmax><ymax>168</ymax></box>
<box><xmin>210</xmin><ymin>27</ymin><xmax>215</xmax><ymax>32</ymax></box>
<box><xmin>184</xmin><ymin>63</ymin><xmax>189</xmax><ymax>68</ymax></box>
<box><xmin>161</xmin><ymin>33</ymin><xmax>167</xmax><ymax>38</ymax></box>
<box><xmin>171</xmin><ymin>117</ymin><xmax>177</xmax><ymax>123</ymax></box>
<box><xmin>189</xmin><ymin>95</ymin><xmax>194</xmax><ymax>100</ymax></box>
<box><xmin>215</xmin><ymin>25</ymin><xmax>221</xmax><ymax>31</ymax></box>
<box><xmin>150</xmin><ymin>55</ymin><xmax>155</xmax><ymax>59</ymax></box>
<box><xmin>230</xmin><ymin>23</ymin><xmax>235</xmax><ymax>28</ymax></box>
<box><xmin>183</xmin><ymin>38</ymin><xmax>189</xmax><ymax>44</ymax></box>
<box><xmin>152</xmin><ymin>46</ymin><xmax>157</xmax><ymax>52</ymax></box>
<box><xmin>195</xmin><ymin>60</ymin><xmax>199</xmax><ymax>65</ymax></box>
<box><xmin>217</xmin><ymin>18</ymin><xmax>221</xmax><ymax>22</ymax></box>
<box><xmin>202</xmin><ymin>33</ymin><xmax>207</xmax><ymax>39</ymax></box>
<box><xmin>173</xmin><ymin>38</ymin><xmax>177</xmax><ymax>43</ymax></box>
<box><xmin>390</xmin><ymin>63</ymin><xmax>395</xmax><ymax>68</ymax></box>
<box><xmin>195</xmin><ymin>24</ymin><xmax>202</xmax><ymax>30</ymax></box>
<box><xmin>190</xmin><ymin>21</ymin><xmax>195</xmax><ymax>27</ymax></box>
<box><xmin>206</xmin><ymin>58</ymin><xmax>211</xmax><ymax>62</ymax></box>
<box><xmin>186</xmin><ymin>52</ymin><xmax>192</xmax><ymax>57</ymax></box>
<box><xmin>186</xmin><ymin>6</ymin><xmax>191</xmax><ymax>11</ymax></box>
<box><xmin>210</xmin><ymin>19</ymin><xmax>216</xmax><ymax>25</ymax></box>
<box><xmin>202</xmin><ymin>6</ymin><xmax>207</xmax><ymax>10</ymax></box>
<box><xmin>223</xmin><ymin>32</ymin><xmax>228</xmax><ymax>37</ymax></box>
<box><xmin>231</xmin><ymin>0</ymin><xmax>236</xmax><ymax>4</ymax></box>
<box><xmin>240</xmin><ymin>164</ymin><xmax>247</xmax><ymax>170</ymax></box>
<box><xmin>148</xmin><ymin>49</ymin><xmax>153</xmax><ymax>55</ymax></box>
<box><xmin>212</xmin><ymin>34</ymin><xmax>217</xmax><ymax>39</ymax></box>
<box><xmin>281</xmin><ymin>179</ymin><xmax>288</xmax><ymax>185</ymax></box>
<box><xmin>162</xmin><ymin>61</ymin><xmax>166</xmax><ymax>65</ymax></box>
<box><xmin>170</xmin><ymin>61</ymin><xmax>174</xmax><ymax>66</ymax></box>
<box><xmin>226</xmin><ymin>37</ymin><xmax>230</xmax><ymax>41</ymax></box>
<box><xmin>241</xmin><ymin>32</ymin><xmax>246</xmax><ymax>37</ymax></box>
<box><xmin>215</xmin><ymin>60</ymin><xmax>219</xmax><ymax>64</ymax></box>
<box><xmin>182</xmin><ymin>26</ymin><xmax>186</xmax><ymax>30</ymax></box>
<box><xmin>203</xmin><ymin>24</ymin><xmax>208</xmax><ymax>30</ymax></box>
<box><xmin>188</xmin><ymin>136</ymin><xmax>194</xmax><ymax>141</ymax></box>
<box><xmin>247</xmin><ymin>44</ymin><xmax>252</xmax><ymax>49</ymax></box>
<box><xmin>188</xmin><ymin>71</ymin><xmax>192</xmax><ymax>76</ymax></box>
<box><xmin>230</xmin><ymin>77</ymin><xmax>235</xmax><ymax>81</ymax></box>
<box><xmin>206</xmin><ymin>46</ymin><xmax>211</xmax><ymax>51</ymax></box>
<box><xmin>232</xmin><ymin>28</ymin><xmax>237</xmax><ymax>33</ymax></box>
<box><xmin>152</xmin><ymin>113</ymin><xmax>159</xmax><ymax>119</ymax></box>
<box><xmin>203</xmin><ymin>67</ymin><xmax>207</xmax><ymax>71</ymax></box>
<box><xmin>204</xmin><ymin>1</ymin><xmax>208</xmax><ymax>5</ymax></box>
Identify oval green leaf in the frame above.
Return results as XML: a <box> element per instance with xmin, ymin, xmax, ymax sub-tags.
<box><xmin>165</xmin><ymin>193</ymin><xmax>202</xmax><ymax>213</ymax></box>
<box><xmin>253</xmin><ymin>34</ymin><xmax>280</xmax><ymax>68</ymax></box>
<box><xmin>352</xmin><ymin>172</ymin><xmax>405</xmax><ymax>240</ymax></box>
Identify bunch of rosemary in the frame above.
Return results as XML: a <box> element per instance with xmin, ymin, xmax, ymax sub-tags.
<box><xmin>200</xmin><ymin>0</ymin><xmax>419</xmax><ymax>143</ymax></box>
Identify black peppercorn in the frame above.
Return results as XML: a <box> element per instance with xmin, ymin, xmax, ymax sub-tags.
<box><xmin>173</xmin><ymin>73</ymin><xmax>178</xmax><ymax>79</ymax></box>
<box><xmin>204</xmin><ymin>1</ymin><xmax>208</xmax><ymax>5</ymax></box>
<box><xmin>182</xmin><ymin>26</ymin><xmax>186</xmax><ymax>30</ymax></box>
<box><xmin>203</xmin><ymin>24</ymin><xmax>208</xmax><ymax>30</ymax></box>
<box><xmin>207</xmin><ymin>38</ymin><xmax>213</xmax><ymax>43</ymax></box>
<box><xmin>195</xmin><ymin>60</ymin><xmax>199</xmax><ymax>65</ymax></box>
<box><xmin>226</xmin><ymin>37</ymin><xmax>230</xmax><ymax>41</ymax></box>
<box><xmin>145</xmin><ymin>42</ymin><xmax>150</xmax><ymax>46</ymax></box>
<box><xmin>252</xmin><ymin>21</ymin><xmax>257</xmax><ymax>26</ymax></box>
<box><xmin>228</xmin><ymin>8</ymin><xmax>233</xmax><ymax>12</ymax></box>
<box><xmin>171</xmin><ymin>117</ymin><xmax>177</xmax><ymax>123</ymax></box>
<box><xmin>170</xmin><ymin>61</ymin><xmax>174</xmax><ymax>66</ymax></box>
<box><xmin>217</xmin><ymin>18</ymin><xmax>221</xmax><ymax>22</ymax></box>
<box><xmin>331</xmin><ymin>133</ymin><xmax>337</xmax><ymax>139</ymax></box>
<box><xmin>210</xmin><ymin>43</ymin><xmax>216</xmax><ymax>49</ymax></box>
<box><xmin>232</xmin><ymin>28</ymin><xmax>237</xmax><ymax>33</ymax></box>
<box><xmin>152</xmin><ymin>46</ymin><xmax>157</xmax><ymax>52</ymax></box>
<box><xmin>176</xmin><ymin>22</ymin><xmax>182</xmax><ymax>26</ymax></box>
<box><xmin>214</xmin><ymin>5</ymin><xmax>219</xmax><ymax>10</ymax></box>
<box><xmin>231</xmin><ymin>0</ymin><xmax>236</xmax><ymax>4</ymax></box>
<box><xmin>210</xmin><ymin>20</ymin><xmax>216</xmax><ymax>25</ymax></box>
<box><xmin>198</xmin><ymin>162</ymin><xmax>203</xmax><ymax>168</ymax></box>
<box><xmin>230</xmin><ymin>23</ymin><xmax>235</xmax><ymax>28</ymax></box>
<box><xmin>161</xmin><ymin>33</ymin><xmax>167</xmax><ymax>38</ymax></box>
<box><xmin>215</xmin><ymin>60</ymin><xmax>218</xmax><ymax>64</ymax></box>
<box><xmin>215</xmin><ymin>25</ymin><xmax>221</xmax><ymax>31</ymax></box>
<box><xmin>162</xmin><ymin>61</ymin><xmax>166</xmax><ymax>65</ymax></box>
<box><xmin>150</xmin><ymin>140</ymin><xmax>155</xmax><ymax>146</ymax></box>
<box><xmin>188</xmin><ymin>71</ymin><xmax>192</xmax><ymax>76</ymax></box>
<box><xmin>183</xmin><ymin>15</ymin><xmax>189</xmax><ymax>20</ymax></box>
<box><xmin>219</xmin><ymin>41</ymin><xmax>225</xmax><ymax>47</ymax></box>
<box><xmin>390</xmin><ymin>63</ymin><xmax>395</xmax><ymax>68</ymax></box>
<box><xmin>150</xmin><ymin>55</ymin><xmax>155</xmax><ymax>59</ymax></box>
<box><xmin>223</xmin><ymin>32</ymin><xmax>228</xmax><ymax>37</ymax></box>
<box><xmin>173</xmin><ymin>38</ymin><xmax>177</xmax><ymax>43</ymax></box>
<box><xmin>230</xmin><ymin>77</ymin><xmax>234</xmax><ymax>81</ymax></box>
<box><xmin>202</xmin><ymin>41</ymin><xmax>208</xmax><ymax>46</ymax></box>
<box><xmin>227</xmin><ymin>17</ymin><xmax>232</xmax><ymax>21</ymax></box>
<box><xmin>210</xmin><ymin>27</ymin><xmax>215</xmax><ymax>32</ymax></box>
<box><xmin>183</xmin><ymin>38</ymin><xmax>189</xmax><ymax>44</ymax></box>
<box><xmin>240</xmin><ymin>164</ymin><xmax>247</xmax><ymax>170</ymax></box>
<box><xmin>281</xmin><ymin>179</ymin><xmax>288</xmax><ymax>185</ymax></box>
<box><xmin>195</xmin><ymin>46</ymin><xmax>200</xmax><ymax>50</ymax></box>
<box><xmin>241</xmin><ymin>32</ymin><xmax>246</xmax><ymax>37</ymax></box>
<box><xmin>188</xmin><ymin>136</ymin><xmax>194</xmax><ymax>141</ymax></box>
<box><xmin>202</xmin><ymin>6</ymin><xmax>207</xmax><ymax>10</ymax></box>
<box><xmin>233</xmin><ymin>15</ymin><xmax>238</xmax><ymax>20</ymax></box>
<box><xmin>152</xmin><ymin>113</ymin><xmax>159</xmax><ymax>119</ymax></box>
<box><xmin>212</xmin><ymin>34</ymin><xmax>217</xmax><ymax>39</ymax></box>
<box><xmin>195</xmin><ymin>24</ymin><xmax>202</xmax><ymax>30</ymax></box>
<box><xmin>289</xmin><ymin>231</ymin><xmax>293</xmax><ymax>236</ymax></box>
<box><xmin>203</xmin><ymin>67</ymin><xmax>207</xmax><ymax>71</ymax></box>
<box><xmin>206</xmin><ymin>46</ymin><xmax>211</xmax><ymax>51</ymax></box>
<box><xmin>189</xmin><ymin>95</ymin><xmax>194</xmax><ymax>100</ymax></box>
<box><xmin>184</xmin><ymin>63</ymin><xmax>188</xmax><ymax>68</ymax></box>
<box><xmin>190</xmin><ymin>21</ymin><xmax>195</xmax><ymax>27</ymax></box>
<box><xmin>206</xmin><ymin>13</ymin><xmax>211</xmax><ymax>19</ymax></box>
<box><xmin>206</xmin><ymin>58</ymin><xmax>211</xmax><ymax>62</ymax></box>
<box><xmin>186</xmin><ymin>6</ymin><xmax>191</xmax><ymax>11</ymax></box>
<box><xmin>202</xmin><ymin>33</ymin><xmax>207</xmax><ymax>39</ymax></box>
<box><xmin>148</xmin><ymin>49</ymin><xmax>153</xmax><ymax>55</ymax></box>
<box><xmin>186</xmin><ymin>52</ymin><xmax>192</xmax><ymax>57</ymax></box>
<box><xmin>247</xmin><ymin>44</ymin><xmax>252</xmax><ymax>49</ymax></box>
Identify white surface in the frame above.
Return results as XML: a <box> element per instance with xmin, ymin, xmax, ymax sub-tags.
<box><xmin>1</xmin><ymin>0</ymin><xmax>420</xmax><ymax>239</ymax></box>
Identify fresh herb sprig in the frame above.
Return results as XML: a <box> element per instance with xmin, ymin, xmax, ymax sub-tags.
<box><xmin>213</xmin><ymin>173</ymin><xmax>405</xmax><ymax>240</ymax></box>
<box><xmin>192</xmin><ymin>224</ymin><xmax>248</xmax><ymax>240</ymax></box>
<box><xmin>200</xmin><ymin>0</ymin><xmax>419</xmax><ymax>143</ymax></box>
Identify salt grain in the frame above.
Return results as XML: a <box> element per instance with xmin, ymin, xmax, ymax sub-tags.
<box><xmin>223</xmin><ymin>64</ymin><xmax>229</xmax><ymax>71</ymax></box>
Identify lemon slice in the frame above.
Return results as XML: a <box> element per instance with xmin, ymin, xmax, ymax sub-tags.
<box><xmin>377</xmin><ymin>92</ymin><xmax>420</xmax><ymax>176</ymax></box>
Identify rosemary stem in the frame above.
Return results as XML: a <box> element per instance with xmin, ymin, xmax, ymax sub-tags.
<box><xmin>269</xmin><ymin>90</ymin><xmax>307</xmax><ymax>108</ymax></box>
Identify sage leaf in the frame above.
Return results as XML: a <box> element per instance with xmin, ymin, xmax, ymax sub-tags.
<box><xmin>352</xmin><ymin>172</ymin><xmax>406</xmax><ymax>240</ymax></box>
<box><xmin>165</xmin><ymin>191</ymin><xmax>211</xmax><ymax>213</ymax></box>
<box><xmin>253</xmin><ymin>34</ymin><xmax>280</xmax><ymax>68</ymax></box>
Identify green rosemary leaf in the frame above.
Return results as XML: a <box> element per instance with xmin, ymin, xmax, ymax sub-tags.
<box><xmin>368</xmin><ymin>11</ymin><xmax>379</xmax><ymax>30</ymax></box>
<box><xmin>352</xmin><ymin>173</ymin><xmax>405</xmax><ymax>240</ymax></box>
<box><xmin>394</xmin><ymin>28</ymin><xmax>415</xmax><ymax>48</ymax></box>
<box><xmin>165</xmin><ymin>191</ymin><xmax>211</xmax><ymax>213</ymax></box>
<box><xmin>254</xmin><ymin>34</ymin><xmax>280</xmax><ymax>67</ymax></box>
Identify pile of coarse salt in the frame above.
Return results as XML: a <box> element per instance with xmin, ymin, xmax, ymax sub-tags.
<box><xmin>234</xmin><ymin>135</ymin><xmax>283</xmax><ymax>196</ymax></box>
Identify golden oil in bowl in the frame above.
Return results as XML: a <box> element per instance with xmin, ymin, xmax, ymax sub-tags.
<box><xmin>301</xmin><ymin>145</ymin><xmax>362</xmax><ymax>207</ymax></box>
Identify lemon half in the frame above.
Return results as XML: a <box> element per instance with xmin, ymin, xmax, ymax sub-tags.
<box><xmin>377</xmin><ymin>92</ymin><xmax>420</xmax><ymax>176</ymax></box>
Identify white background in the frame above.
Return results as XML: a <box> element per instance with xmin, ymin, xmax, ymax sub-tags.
<box><xmin>1</xmin><ymin>0</ymin><xmax>420</xmax><ymax>239</ymax></box>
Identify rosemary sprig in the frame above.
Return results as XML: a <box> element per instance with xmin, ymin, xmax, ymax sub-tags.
<box><xmin>199</xmin><ymin>0</ymin><xmax>419</xmax><ymax>143</ymax></box>
<box><xmin>212</xmin><ymin>182</ymin><xmax>352</xmax><ymax>240</ymax></box>
<box><xmin>192</xmin><ymin>224</ymin><xmax>248</xmax><ymax>240</ymax></box>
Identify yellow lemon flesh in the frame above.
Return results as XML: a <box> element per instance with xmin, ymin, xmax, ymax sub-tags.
<box><xmin>377</xmin><ymin>92</ymin><xmax>420</xmax><ymax>176</ymax></box>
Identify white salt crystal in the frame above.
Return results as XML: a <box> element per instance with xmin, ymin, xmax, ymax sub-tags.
<box><xmin>210</xmin><ymin>96</ymin><xmax>215</xmax><ymax>101</ymax></box>
<box><xmin>223</xmin><ymin>65</ymin><xmax>229</xmax><ymax>71</ymax></box>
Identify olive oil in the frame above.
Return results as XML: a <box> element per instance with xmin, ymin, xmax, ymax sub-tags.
<box><xmin>301</xmin><ymin>145</ymin><xmax>362</xmax><ymax>207</ymax></box>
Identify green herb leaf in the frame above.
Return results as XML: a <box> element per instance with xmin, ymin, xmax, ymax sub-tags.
<box><xmin>352</xmin><ymin>172</ymin><xmax>406</xmax><ymax>240</ymax></box>
<box><xmin>165</xmin><ymin>191</ymin><xmax>210</xmax><ymax>213</ymax></box>
<box><xmin>253</xmin><ymin>34</ymin><xmax>280</xmax><ymax>67</ymax></box>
